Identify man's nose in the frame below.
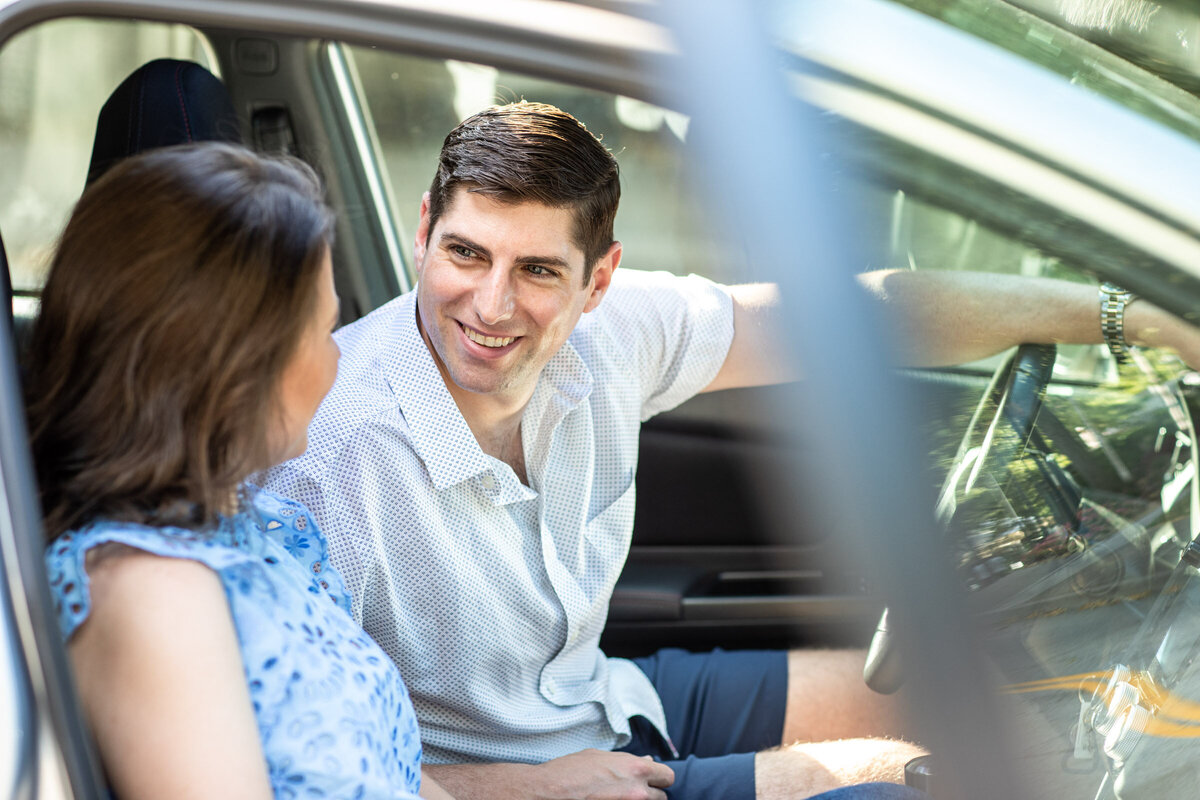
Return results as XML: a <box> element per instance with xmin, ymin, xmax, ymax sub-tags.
<box><xmin>476</xmin><ymin>267</ymin><xmax>516</xmax><ymax>326</ymax></box>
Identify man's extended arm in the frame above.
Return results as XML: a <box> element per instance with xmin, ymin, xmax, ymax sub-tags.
<box><xmin>424</xmin><ymin>750</ymin><xmax>674</xmax><ymax>800</ymax></box>
<box><xmin>703</xmin><ymin>269</ymin><xmax>1200</xmax><ymax>392</ymax></box>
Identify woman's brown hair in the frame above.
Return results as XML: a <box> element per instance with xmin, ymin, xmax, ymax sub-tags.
<box><xmin>25</xmin><ymin>142</ymin><xmax>335</xmax><ymax>541</ymax></box>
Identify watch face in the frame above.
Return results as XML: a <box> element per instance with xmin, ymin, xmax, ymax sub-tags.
<box><xmin>904</xmin><ymin>755</ymin><xmax>933</xmax><ymax>791</ymax></box>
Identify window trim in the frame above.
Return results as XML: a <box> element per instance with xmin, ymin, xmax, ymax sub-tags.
<box><xmin>323</xmin><ymin>41</ymin><xmax>411</xmax><ymax>295</ymax></box>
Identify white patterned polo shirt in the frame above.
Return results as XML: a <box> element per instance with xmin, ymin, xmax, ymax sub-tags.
<box><xmin>260</xmin><ymin>268</ymin><xmax>734</xmax><ymax>765</ymax></box>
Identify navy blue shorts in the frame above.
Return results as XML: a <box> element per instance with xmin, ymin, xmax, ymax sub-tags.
<box><xmin>618</xmin><ymin>648</ymin><xmax>927</xmax><ymax>800</ymax></box>
<box><xmin>618</xmin><ymin>647</ymin><xmax>787</xmax><ymax>800</ymax></box>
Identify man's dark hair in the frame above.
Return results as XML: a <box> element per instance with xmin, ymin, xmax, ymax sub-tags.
<box><xmin>427</xmin><ymin>101</ymin><xmax>620</xmax><ymax>283</ymax></box>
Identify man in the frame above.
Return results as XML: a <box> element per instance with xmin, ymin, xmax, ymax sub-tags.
<box><xmin>263</xmin><ymin>101</ymin><xmax>1200</xmax><ymax>800</ymax></box>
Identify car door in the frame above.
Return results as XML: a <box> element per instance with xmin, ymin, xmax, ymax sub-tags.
<box><xmin>9</xmin><ymin>0</ymin><xmax>1200</xmax><ymax>797</ymax></box>
<box><xmin>780</xmin><ymin>1</ymin><xmax>1200</xmax><ymax>797</ymax></box>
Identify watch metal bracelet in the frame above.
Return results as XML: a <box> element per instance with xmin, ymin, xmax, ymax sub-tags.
<box><xmin>1099</xmin><ymin>282</ymin><xmax>1135</xmax><ymax>364</ymax></box>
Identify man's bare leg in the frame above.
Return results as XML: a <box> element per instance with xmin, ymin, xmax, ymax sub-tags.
<box><xmin>751</xmin><ymin>649</ymin><xmax>924</xmax><ymax>799</ymax></box>
<box><xmin>755</xmin><ymin>739</ymin><xmax>927</xmax><ymax>800</ymax></box>
<box><xmin>782</xmin><ymin>650</ymin><xmax>913</xmax><ymax>743</ymax></box>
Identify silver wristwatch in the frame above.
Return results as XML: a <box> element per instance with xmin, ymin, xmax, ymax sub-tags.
<box><xmin>1099</xmin><ymin>282</ymin><xmax>1136</xmax><ymax>364</ymax></box>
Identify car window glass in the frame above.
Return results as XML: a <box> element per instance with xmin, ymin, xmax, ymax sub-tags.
<box><xmin>0</xmin><ymin>18</ymin><xmax>217</xmax><ymax>304</ymax></box>
<box><xmin>814</xmin><ymin>29</ymin><xmax>1200</xmax><ymax>795</ymax></box>
<box><xmin>1005</xmin><ymin>0</ymin><xmax>1200</xmax><ymax>106</ymax></box>
<box><xmin>342</xmin><ymin>45</ymin><xmax>749</xmax><ymax>285</ymax></box>
<box><xmin>892</xmin><ymin>0</ymin><xmax>1200</xmax><ymax>146</ymax></box>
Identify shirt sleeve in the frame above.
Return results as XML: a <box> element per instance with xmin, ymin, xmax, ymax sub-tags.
<box><xmin>256</xmin><ymin>460</ymin><xmax>370</xmax><ymax>623</ymax></box>
<box><xmin>586</xmin><ymin>268</ymin><xmax>734</xmax><ymax>420</ymax></box>
<box><xmin>258</xmin><ymin>414</ymin><xmax>425</xmax><ymax>651</ymax></box>
<box><xmin>247</xmin><ymin>488</ymin><xmax>355</xmax><ymax>613</ymax></box>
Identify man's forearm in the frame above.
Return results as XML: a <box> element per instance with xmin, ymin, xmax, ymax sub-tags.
<box><xmin>858</xmin><ymin>268</ymin><xmax>1200</xmax><ymax>368</ymax></box>
<box><xmin>705</xmin><ymin>268</ymin><xmax>1200</xmax><ymax>393</ymax></box>
<box><xmin>424</xmin><ymin>763</ymin><xmax>535</xmax><ymax>800</ymax></box>
<box><xmin>424</xmin><ymin>749</ymin><xmax>674</xmax><ymax>800</ymax></box>
<box><xmin>860</xmin><ymin>269</ymin><xmax>1097</xmax><ymax>367</ymax></box>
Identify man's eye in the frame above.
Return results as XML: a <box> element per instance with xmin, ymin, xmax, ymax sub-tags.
<box><xmin>451</xmin><ymin>245</ymin><xmax>477</xmax><ymax>259</ymax></box>
<box><xmin>527</xmin><ymin>265</ymin><xmax>555</xmax><ymax>277</ymax></box>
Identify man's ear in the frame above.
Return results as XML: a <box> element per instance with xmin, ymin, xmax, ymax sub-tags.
<box><xmin>583</xmin><ymin>241</ymin><xmax>622</xmax><ymax>314</ymax></box>
<box><xmin>414</xmin><ymin>191</ymin><xmax>432</xmax><ymax>271</ymax></box>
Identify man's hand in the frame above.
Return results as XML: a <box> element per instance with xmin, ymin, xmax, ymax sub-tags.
<box><xmin>425</xmin><ymin>749</ymin><xmax>675</xmax><ymax>800</ymax></box>
<box><xmin>532</xmin><ymin>749</ymin><xmax>675</xmax><ymax>800</ymax></box>
<box><xmin>1129</xmin><ymin>300</ymin><xmax>1200</xmax><ymax>371</ymax></box>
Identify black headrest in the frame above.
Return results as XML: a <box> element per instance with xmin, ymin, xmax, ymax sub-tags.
<box><xmin>86</xmin><ymin>59</ymin><xmax>242</xmax><ymax>186</ymax></box>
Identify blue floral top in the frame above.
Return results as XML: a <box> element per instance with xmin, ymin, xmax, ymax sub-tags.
<box><xmin>45</xmin><ymin>487</ymin><xmax>423</xmax><ymax>800</ymax></box>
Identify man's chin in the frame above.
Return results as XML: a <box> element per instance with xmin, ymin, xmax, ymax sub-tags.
<box><xmin>444</xmin><ymin>366</ymin><xmax>510</xmax><ymax>397</ymax></box>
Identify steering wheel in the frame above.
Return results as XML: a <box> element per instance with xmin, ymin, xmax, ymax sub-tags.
<box><xmin>864</xmin><ymin>344</ymin><xmax>1058</xmax><ymax>694</ymax></box>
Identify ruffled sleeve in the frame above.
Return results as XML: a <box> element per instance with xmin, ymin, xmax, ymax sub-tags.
<box><xmin>246</xmin><ymin>488</ymin><xmax>354</xmax><ymax>613</ymax></box>
<box><xmin>44</xmin><ymin>520</ymin><xmax>254</xmax><ymax>640</ymax></box>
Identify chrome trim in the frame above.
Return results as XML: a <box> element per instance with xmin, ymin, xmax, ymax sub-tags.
<box><xmin>0</xmin><ymin>463</ymin><xmax>36</xmax><ymax>798</ymax></box>
<box><xmin>325</xmin><ymin>42</ymin><xmax>409</xmax><ymax>293</ymax></box>
<box><xmin>0</xmin><ymin>0</ymin><xmax>673</xmax><ymax>100</ymax></box>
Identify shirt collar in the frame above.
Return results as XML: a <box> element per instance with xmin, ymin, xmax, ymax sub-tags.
<box><xmin>383</xmin><ymin>294</ymin><xmax>491</xmax><ymax>491</ymax></box>
<box><xmin>522</xmin><ymin>332</ymin><xmax>593</xmax><ymax>450</ymax></box>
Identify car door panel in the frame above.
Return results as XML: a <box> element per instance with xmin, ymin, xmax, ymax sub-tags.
<box><xmin>605</xmin><ymin>370</ymin><xmax>990</xmax><ymax>656</ymax></box>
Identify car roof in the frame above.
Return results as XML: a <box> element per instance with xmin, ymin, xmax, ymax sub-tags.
<box><xmin>0</xmin><ymin>0</ymin><xmax>674</xmax><ymax>96</ymax></box>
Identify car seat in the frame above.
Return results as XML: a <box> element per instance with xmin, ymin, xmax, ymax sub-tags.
<box><xmin>86</xmin><ymin>58</ymin><xmax>243</xmax><ymax>186</ymax></box>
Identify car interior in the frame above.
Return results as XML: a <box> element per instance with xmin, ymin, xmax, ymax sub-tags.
<box><xmin>1</xmin><ymin>14</ymin><xmax>873</xmax><ymax>796</ymax></box>
<box><xmin>1</xmin><ymin>15</ymin><xmax>878</xmax><ymax>663</ymax></box>
<box><xmin>8</xmin><ymin>3</ymin><xmax>1200</xmax><ymax>798</ymax></box>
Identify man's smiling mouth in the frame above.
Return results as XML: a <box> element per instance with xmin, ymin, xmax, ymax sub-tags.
<box><xmin>461</xmin><ymin>323</ymin><xmax>516</xmax><ymax>348</ymax></box>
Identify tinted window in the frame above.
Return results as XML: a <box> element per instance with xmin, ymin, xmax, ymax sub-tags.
<box><xmin>0</xmin><ymin>18</ymin><xmax>217</xmax><ymax>300</ymax></box>
<box><xmin>344</xmin><ymin>46</ymin><xmax>749</xmax><ymax>285</ymax></box>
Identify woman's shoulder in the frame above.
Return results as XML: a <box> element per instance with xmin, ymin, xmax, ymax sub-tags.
<box><xmin>45</xmin><ymin>518</ymin><xmax>248</xmax><ymax>640</ymax></box>
<box><xmin>79</xmin><ymin>544</ymin><xmax>227</xmax><ymax>632</ymax></box>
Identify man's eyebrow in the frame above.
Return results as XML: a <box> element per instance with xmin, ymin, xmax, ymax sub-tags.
<box><xmin>440</xmin><ymin>232</ymin><xmax>492</xmax><ymax>260</ymax></box>
<box><xmin>517</xmin><ymin>253</ymin><xmax>572</xmax><ymax>270</ymax></box>
<box><xmin>441</xmin><ymin>231</ymin><xmax>573</xmax><ymax>271</ymax></box>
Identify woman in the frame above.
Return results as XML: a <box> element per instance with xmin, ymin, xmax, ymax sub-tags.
<box><xmin>26</xmin><ymin>142</ymin><xmax>452</xmax><ymax>800</ymax></box>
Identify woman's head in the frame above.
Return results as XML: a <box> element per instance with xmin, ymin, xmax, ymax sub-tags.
<box><xmin>25</xmin><ymin>142</ymin><xmax>338</xmax><ymax>540</ymax></box>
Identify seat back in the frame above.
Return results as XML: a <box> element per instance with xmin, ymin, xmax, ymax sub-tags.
<box><xmin>87</xmin><ymin>58</ymin><xmax>242</xmax><ymax>186</ymax></box>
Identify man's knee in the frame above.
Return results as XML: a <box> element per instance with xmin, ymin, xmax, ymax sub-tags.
<box><xmin>755</xmin><ymin>738</ymin><xmax>927</xmax><ymax>800</ymax></box>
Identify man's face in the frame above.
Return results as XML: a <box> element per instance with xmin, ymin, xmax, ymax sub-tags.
<box><xmin>413</xmin><ymin>187</ymin><xmax>618</xmax><ymax>408</ymax></box>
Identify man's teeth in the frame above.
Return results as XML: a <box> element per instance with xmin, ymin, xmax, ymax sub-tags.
<box><xmin>464</xmin><ymin>327</ymin><xmax>515</xmax><ymax>348</ymax></box>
